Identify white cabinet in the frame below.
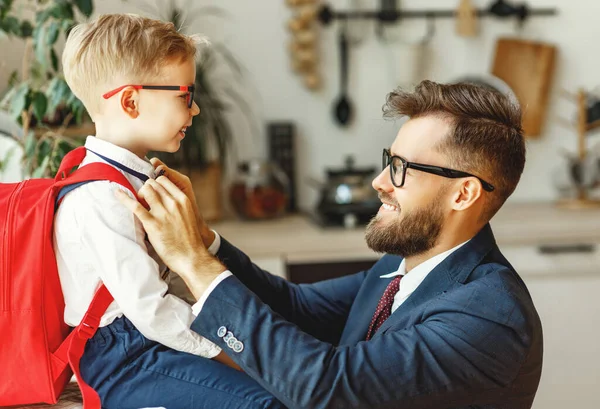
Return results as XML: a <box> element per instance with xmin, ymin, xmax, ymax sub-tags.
<box><xmin>253</xmin><ymin>256</ymin><xmax>288</xmax><ymax>279</ymax></box>
<box><xmin>501</xmin><ymin>244</ymin><xmax>600</xmax><ymax>409</ymax></box>
<box><xmin>528</xmin><ymin>276</ymin><xmax>600</xmax><ymax>409</ymax></box>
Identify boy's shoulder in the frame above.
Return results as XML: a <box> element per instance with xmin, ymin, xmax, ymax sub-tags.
<box><xmin>56</xmin><ymin>179</ymin><xmax>133</xmax><ymax>218</ymax></box>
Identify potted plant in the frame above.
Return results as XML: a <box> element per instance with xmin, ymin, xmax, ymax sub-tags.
<box><xmin>0</xmin><ymin>0</ymin><xmax>96</xmax><ymax>178</ymax></box>
<box><xmin>143</xmin><ymin>0</ymin><xmax>257</xmax><ymax>221</ymax></box>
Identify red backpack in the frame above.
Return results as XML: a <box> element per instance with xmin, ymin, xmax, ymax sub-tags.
<box><xmin>0</xmin><ymin>146</ymin><xmax>140</xmax><ymax>408</ymax></box>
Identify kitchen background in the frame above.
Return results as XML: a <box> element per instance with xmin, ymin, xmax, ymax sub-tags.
<box><xmin>2</xmin><ymin>0</ymin><xmax>600</xmax><ymax>211</ymax></box>
<box><xmin>1</xmin><ymin>0</ymin><xmax>600</xmax><ymax>408</ymax></box>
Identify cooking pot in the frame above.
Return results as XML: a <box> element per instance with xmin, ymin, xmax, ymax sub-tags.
<box><xmin>309</xmin><ymin>156</ymin><xmax>381</xmax><ymax>225</ymax></box>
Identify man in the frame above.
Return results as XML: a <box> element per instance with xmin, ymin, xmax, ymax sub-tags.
<box><xmin>117</xmin><ymin>80</ymin><xmax>543</xmax><ymax>409</ymax></box>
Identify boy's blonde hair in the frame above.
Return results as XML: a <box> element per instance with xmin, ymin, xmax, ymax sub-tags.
<box><xmin>62</xmin><ymin>13</ymin><xmax>203</xmax><ymax>115</ymax></box>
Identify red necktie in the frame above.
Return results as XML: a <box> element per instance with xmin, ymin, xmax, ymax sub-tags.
<box><xmin>366</xmin><ymin>276</ymin><xmax>402</xmax><ymax>340</ymax></box>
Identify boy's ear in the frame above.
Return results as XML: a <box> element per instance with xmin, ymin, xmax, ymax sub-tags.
<box><xmin>120</xmin><ymin>87</ymin><xmax>140</xmax><ymax>119</ymax></box>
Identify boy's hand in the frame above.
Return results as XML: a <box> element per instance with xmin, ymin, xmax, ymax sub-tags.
<box><xmin>150</xmin><ymin>158</ymin><xmax>215</xmax><ymax>248</ymax></box>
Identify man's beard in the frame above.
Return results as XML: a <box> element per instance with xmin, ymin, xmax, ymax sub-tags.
<box><xmin>365</xmin><ymin>193</ymin><xmax>445</xmax><ymax>257</ymax></box>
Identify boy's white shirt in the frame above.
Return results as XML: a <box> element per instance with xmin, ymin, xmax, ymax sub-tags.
<box><xmin>53</xmin><ymin>136</ymin><xmax>221</xmax><ymax>358</ymax></box>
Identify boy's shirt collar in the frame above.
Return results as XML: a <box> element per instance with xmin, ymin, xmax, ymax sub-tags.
<box><xmin>83</xmin><ymin>136</ymin><xmax>157</xmax><ymax>180</ymax></box>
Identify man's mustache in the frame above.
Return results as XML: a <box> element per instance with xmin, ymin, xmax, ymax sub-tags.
<box><xmin>378</xmin><ymin>193</ymin><xmax>400</xmax><ymax>209</ymax></box>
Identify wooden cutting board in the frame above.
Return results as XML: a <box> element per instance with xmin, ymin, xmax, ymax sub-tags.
<box><xmin>491</xmin><ymin>38</ymin><xmax>557</xmax><ymax>137</ymax></box>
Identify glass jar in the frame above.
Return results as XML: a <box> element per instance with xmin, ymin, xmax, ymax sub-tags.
<box><xmin>229</xmin><ymin>160</ymin><xmax>290</xmax><ymax>220</ymax></box>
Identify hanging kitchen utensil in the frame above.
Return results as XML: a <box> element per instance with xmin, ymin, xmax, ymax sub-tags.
<box><xmin>456</xmin><ymin>0</ymin><xmax>478</xmax><ymax>37</ymax></box>
<box><xmin>491</xmin><ymin>37</ymin><xmax>556</xmax><ymax>137</ymax></box>
<box><xmin>333</xmin><ymin>23</ymin><xmax>353</xmax><ymax>126</ymax></box>
<box><xmin>346</xmin><ymin>0</ymin><xmax>368</xmax><ymax>46</ymax></box>
<box><xmin>378</xmin><ymin>14</ymin><xmax>435</xmax><ymax>86</ymax></box>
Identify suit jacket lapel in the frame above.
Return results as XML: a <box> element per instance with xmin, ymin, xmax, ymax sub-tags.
<box><xmin>340</xmin><ymin>256</ymin><xmax>402</xmax><ymax>345</ymax></box>
<box><xmin>375</xmin><ymin>266</ymin><xmax>456</xmax><ymax>335</ymax></box>
<box><xmin>373</xmin><ymin>224</ymin><xmax>498</xmax><ymax>337</ymax></box>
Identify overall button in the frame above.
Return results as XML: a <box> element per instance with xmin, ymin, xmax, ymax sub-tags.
<box><xmin>217</xmin><ymin>326</ymin><xmax>227</xmax><ymax>338</ymax></box>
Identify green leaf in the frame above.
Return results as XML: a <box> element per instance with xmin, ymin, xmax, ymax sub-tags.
<box><xmin>74</xmin><ymin>0</ymin><xmax>93</xmax><ymax>17</ymax></box>
<box><xmin>34</xmin><ymin>25</ymin><xmax>47</xmax><ymax>66</ymax></box>
<box><xmin>32</xmin><ymin>155</ymin><xmax>50</xmax><ymax>178</ymax></box>
<box><xmin>10</xmin><ymin>83</ymin><xmax>29</xmax><ymax>119</ymax></box>
<box><xmin>50</xmin><ymin>48</ymin><xmax>59</xmax><ymax>71</ymax></box>
<box><xmin>3</xmin><ymin>15</ymin><xmax>20</xmax><ymax>35</ymax></box>
<box><xmin>61</xmin><ymin>19</ymin><xmax>75</xmax><ymax>37</ymax></box>
<box><xmin>0</xmin><ymin>147</ymin><xmax>15</xmax><ymax>173</ymax></box>
<box><xmin>46</xmin><ymin>20</ymin><xmax>59</xmax><ymax>45</ymax></box>
<box><xmin>46</xmin><ymin>77</ymin><xmax>66</xmax><ymax>113</ymax></box>
<box><xmin>7</xmin><ymin>70</ymin><xmax>18</xmax><ymax>87</ymax></box>
<box><xmin>1</xmin><ymin>86</ymin><xmax>16</xmax><ymax>110</ymax></box>
<box><xmin>50</xmin><ymin>3</ymin><xmax>74</xmax><ymax>20</ymax></box>
<box><xmin>38</xmin><ymin>139</ymin><xmax>52</xmax><ymax>162</ymax></box>
<box><xmin>24</xmin><ymin>132</ymin><xmax>37</xmax><ymax>158</ymax></box>
<box><xmin>66</xmin><ymin>88</ymin><xmax>83</xmax><ymax>108</ymax></box>
<box><xmin>32</xmin><ymin>91</ymin><xmax>48</xmax><ymax>122</ymax></box>
<box><xmin>0</xmin><ymin>0</ymin><xmax>15</xmax><ymax>18</ymax></box>
<box><xmin>69</xmin><ymin>99</ymin><xmax>85</xmax><ymax>124</ymax></box>
<box><xmin>20</xmin><ymin>20</ymin><xmax>33</xmax><ymax>38</ymax></box>
<box><xmin>36</xmin><ymin>9</ymin><xmax>53</xmax><ymax>25</ymax></box>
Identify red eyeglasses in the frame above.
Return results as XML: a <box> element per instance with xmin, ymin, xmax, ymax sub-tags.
<box><xmin>102</xmin><ymin>85</ymin><xmax>195</xmax><ymax>108</ymax></box>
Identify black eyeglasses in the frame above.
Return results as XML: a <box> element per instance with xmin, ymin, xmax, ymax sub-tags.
<box><xmin>382</xmin><ymin>149</ymin><xmax>495</xmax><ymax>192</ymax></box>
<box><xmin>103</xmin><ymin>84</ymin><xmax>196</xmax><ymax>108</ymax></box>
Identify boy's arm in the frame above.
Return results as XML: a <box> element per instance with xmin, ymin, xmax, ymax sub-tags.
<box><xmin>57</xmin><ymin>181</ymin><xmax>222</xmax><ymax>360</ymax></box>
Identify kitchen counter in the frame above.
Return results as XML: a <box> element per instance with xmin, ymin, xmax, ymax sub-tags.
<box><xmin>212</xmin><ymin>202</ymin><xmax>600</xmax><ymax>266</ymax></box>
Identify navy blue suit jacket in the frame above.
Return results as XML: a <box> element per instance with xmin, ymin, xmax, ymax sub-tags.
<box><xmin>191</xmin><ymin>224</ymin><xmax>543</xmax><ymax>409</ymax></box>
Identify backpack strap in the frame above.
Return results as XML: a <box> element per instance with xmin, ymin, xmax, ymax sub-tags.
<box><xmin>54</xmin><ymin>146</ymin><xmax>87</xmax><ymax>182</ymax></box>
<box><xmin>53</xmin><ymin>286</ymin><xmax>114</xmax><ymax>409</ymax></box>
<box><xmin>53</xmin><ymin>161</ymin><xmax>146</xmax><ymax>409</ymax></box>
<box><xmin>55</xmin><ymin>161</ymin><xmax>149</xmax><ymax>209</ymax></box>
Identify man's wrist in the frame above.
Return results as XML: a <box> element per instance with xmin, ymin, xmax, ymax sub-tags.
<box><xmin>200</xmin><ymin>227</ymin><xmax>216</xmax><ymax>249</ymax></box>
<box><xmin>181</xmin><ymin>249</ymin><xmax>227</xmax><ymax>301</ymax></box>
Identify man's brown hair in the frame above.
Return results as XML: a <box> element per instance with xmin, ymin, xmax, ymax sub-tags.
<box><xmin>382</xmin><ymin>80</ymin><xmax>525</xmax><ymax>222</ymax></box>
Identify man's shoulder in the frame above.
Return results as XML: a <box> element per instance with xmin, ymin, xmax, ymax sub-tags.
<box><xmin>447</xmin><ymin>259</ymin><xmax>540</xmax><ymax>329</ymax></box>
<box><xmin>468</xmin><ymin>251</ymin><xmax>529</xmax><ymax>298</ymax></box>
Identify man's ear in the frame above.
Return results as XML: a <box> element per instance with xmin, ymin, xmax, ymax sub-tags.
<box><xmin>450</xmin><ymin>178</ymin><xmax>482</xmax><ymax>211</ymax></box>
<box><xmin>120</xmin><ymin>87</ymin><xmax>140</xmax><ymax>119</ymax></box>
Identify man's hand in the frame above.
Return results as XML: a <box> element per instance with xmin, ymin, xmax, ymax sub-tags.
<box><xmin>115</xmin><ymin>176</ymin><xmax>226</xmax><ymax>300</ymax></box>
<box><xmin>150</xmin><ymin>158</ymin><xmax>215</xmax><ymax>248</ymax></box>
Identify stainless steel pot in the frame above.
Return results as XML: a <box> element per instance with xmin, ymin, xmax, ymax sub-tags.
<box><xmin>308</xmin><ymin>156</ymin><xmax>381</xmax><ymax>226</ymax></box>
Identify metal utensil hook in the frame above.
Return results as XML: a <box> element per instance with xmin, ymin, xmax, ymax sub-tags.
<box><xmin>421</xmin><ymin>13</ymin><xmax>436</xmax><ymax>45</ymax></box>
<box><xmin>378</xmin><ymin>12</ymin><xmax>436</xmax><ymax>45</ymax></box>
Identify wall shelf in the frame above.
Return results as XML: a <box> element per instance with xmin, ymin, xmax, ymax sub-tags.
<box><xmin>317</xmin><ymin>0</ymin><xmax>557</xmax><ymax>26</ymax></box>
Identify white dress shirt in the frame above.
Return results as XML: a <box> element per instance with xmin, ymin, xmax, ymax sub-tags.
<box><xmin>191</xmin><ymin>237</ymin><xmax>469</xmax><ymax>318</ymax></box>
<box><xmin>54</xmin><ymin>136</ymin><xmax>221</xmax><ymax>358</ymax></box>
<box><xmin>380</xmin><ymin>240</ymin><xmax>469</xmax><ymax>313</ymax></box>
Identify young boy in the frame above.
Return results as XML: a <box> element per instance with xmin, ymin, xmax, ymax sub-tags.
<box><xmin>56</xmin><ymin>14</ymin><xmax>282</xmax><ymax>409</ymax></box>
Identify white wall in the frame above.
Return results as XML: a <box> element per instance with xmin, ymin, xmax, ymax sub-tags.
<box><xmin>2</xmin><ymin>0</ymin><xmax>599</xmax><ymax>211</ymax></box>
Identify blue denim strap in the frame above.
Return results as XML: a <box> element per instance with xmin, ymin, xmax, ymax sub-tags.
<box><xmin>86</xmin><ymin>149</ymin><xmax>149</xmax><ymax>183</ymax></box>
